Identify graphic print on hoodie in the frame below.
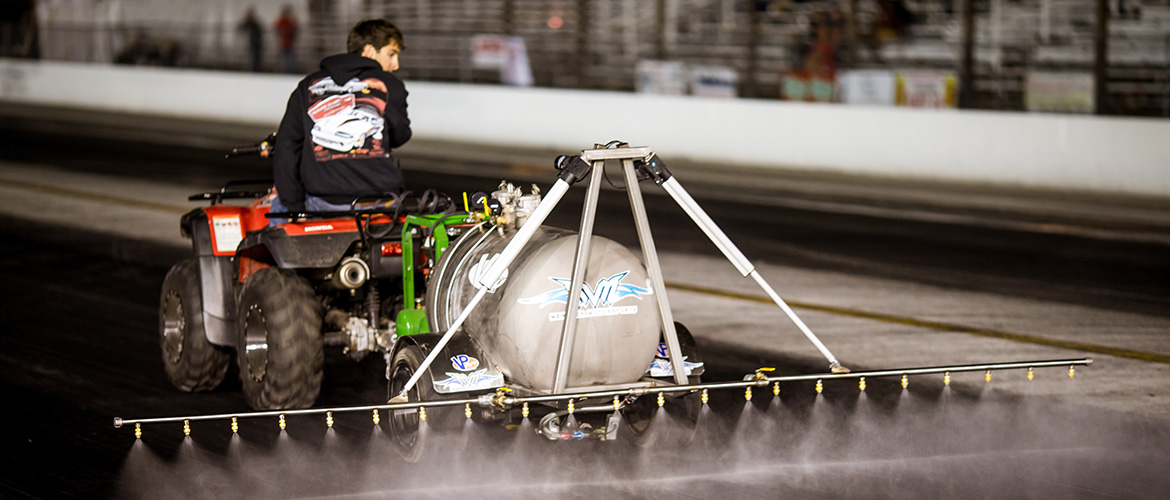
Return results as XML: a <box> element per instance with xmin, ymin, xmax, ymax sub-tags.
<box><xmin>306</xmin><ymin>76</ymin><xmax>392</xmax><ymax>161</ymax></box>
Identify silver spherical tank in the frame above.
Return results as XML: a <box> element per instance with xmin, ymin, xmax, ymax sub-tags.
<box><xmin>426</xmin><ymin>225</ymin><xmax>660</xmax><ymax>392</ymax></box>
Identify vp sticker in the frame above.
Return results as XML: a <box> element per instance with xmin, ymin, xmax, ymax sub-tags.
<box><xmin>451</xmin><ymin>354</ymin><xmax>480</xmax><ymax>371</ymax></box>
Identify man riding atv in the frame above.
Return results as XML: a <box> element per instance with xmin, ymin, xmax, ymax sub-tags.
<box><xmin>159</xmin><ymin>19</ymin><xmax>432</xmax><ymax>411</ymax></box>
<box><xmin>272</xmin><ymin>19</ymin><xmax>411</xmax><ymax>217</ymax></box>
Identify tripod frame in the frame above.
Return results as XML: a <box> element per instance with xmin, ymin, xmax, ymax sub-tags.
<box><xmin>392</xmin><ymin>143</ymin><xmax>847</xmax><ymax>402</ymax></box>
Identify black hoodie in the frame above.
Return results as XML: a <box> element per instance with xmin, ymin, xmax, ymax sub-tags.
<box><xmin>274</xmin><ymin>53</ymin><xmax>412</xmax><ymax>212</ymax></box>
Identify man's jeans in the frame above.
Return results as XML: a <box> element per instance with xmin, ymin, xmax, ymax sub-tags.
<box><xmin>268</xmin><ymin>195</ymin><xmax>355</xmax><ymax>226</ymax></box>
<box><xmin>269</xmin><ymin>195</ymin><xmax>399</xmax><ymax>226</ymax></box>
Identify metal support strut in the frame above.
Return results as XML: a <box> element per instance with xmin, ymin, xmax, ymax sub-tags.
<box><xmin>658</xmin><ymin>176</ymin><xmax>847</xmax><ymax>373</ymax></box>
<box><xmin>640</xmin><ymin>151</ymin><xmax>848</xmax><ymax>372</ymax></box>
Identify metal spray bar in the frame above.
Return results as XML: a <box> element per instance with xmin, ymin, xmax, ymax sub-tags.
<box><xmin>114</xmin><ymin>358</ymin><xmax>1090</xmax><ymax>429</ymax></box>
<box><xmin>114</xmin><ymin>397</ymin><xmax>479</xmax><ymax>428</ymax></box>
<box><xmin>502</xmin><ymin>357</ymin><xmax>1092</xmax><ymax>404</ymax></box>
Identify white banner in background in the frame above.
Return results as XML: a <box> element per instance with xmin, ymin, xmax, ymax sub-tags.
<box><xmin>471</xmin><ymin>35</ymin><xmax>508</xmax><ymax>68</ymax></box>
<box><xmin>896</xmin><ymin>71</ymin><xmax>956</xmax><ymax>108</ymax></box>
<box><xmin>471</xmin><ymin>35</ymin><xmax>533</xmax><ymax>87</ymax></box>
<box><xmin>689</xmin><ymin>65</ymin><xmax>738</xmax><ymax>98</ymax></box>
<box><xmin>838</xmin><ymin>70</ymin><xmax>897</xmax><ymax>106</ymax></box>
<box><xmin>636</xmin><ymin>60</ymin><xmax>687</xmax><ymax>95</ymax></box>
<box><xmin>1026</xmin><ymin>71</ymin><xmax>1094</xmax><ymax>114</ymax></box>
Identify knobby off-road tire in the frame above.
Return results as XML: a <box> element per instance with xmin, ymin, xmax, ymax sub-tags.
<box><xmin>620</xmin><ymin>392</ymin><xmax>659</xmax><ymax>448</ymax></box>
<box><xmin>664</xmin><ymin>322</ymin><xmax>704</xmax><ymax>426</ymax></box>
<box><xmin>388</xmin><ymin>343</ymin><xmax>461</xmax><ymax>463</ymax></box>
<box><xmin>159</xmin><ymin>259</ymin><xmax>230</xmax><ymax>392</ymax></box>
<box><xmin>235</xmin><ymin>267</ymin><xmax>323</xmax><ymax>410</ymax></box>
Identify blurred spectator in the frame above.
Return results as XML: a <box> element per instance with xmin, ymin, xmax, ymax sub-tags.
<box><xmin>1113</xmin><ymin>0</ymin><xmax>1140</xmax><ymax>20</ymax></box>
<box><xmin>807</xmin><ymin>10</ymin><xmax>838</xmax><ymax>77</ymax></box>
<box><xmin>783</xmin><ymin>8</ymin><xmax>839</xmax><ymax>102</ymax></box>
<box><xmin>876</xmin><ymin>0</ymin><xmax>914</xmax><ymax>39</ymax></box>
<box><xmin>788</xmin><ymin>30</ymin><xmax>810</xmax><ymax>72</ymax></box>
<box><xmin>825</xmin><ymin>6</ymin><xmax>845</xmax><ymax>46</ymax></box>
<box><xmin>274</xmin><ymin>5</ymin><xmax>298</xmax><ymax>73</ymax></box>
<box><xmin>861</xmin><ymin>0</ymin><xmax>915</xmax><ymax>63</ymax></box>
<box><xmin>239</xmin><ymin>7</ymin><xmax>263</xmax><ymax>71</ymax></box>
<box><xmin>0</xmin><ymin>0</ymin><xmax>37</xmax><ymax>58</ymax></box>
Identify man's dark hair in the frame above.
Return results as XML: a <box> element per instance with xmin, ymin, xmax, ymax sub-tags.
<box><xmin>346</xmin><ymin>19</ymin><xmax>404</xmax><ymax>54</ymax></box>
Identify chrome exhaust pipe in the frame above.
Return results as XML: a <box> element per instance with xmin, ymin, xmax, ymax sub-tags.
<box><xmin>332</xmin><ymin>256</ymin><xmax>370</xmax><ymax>289</ymax></box>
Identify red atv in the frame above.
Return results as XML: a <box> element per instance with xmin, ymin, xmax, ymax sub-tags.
<box><xmin>158</xmin><ymin>137</ymin><xmax>473</xmax><ymax>410</ymax></box>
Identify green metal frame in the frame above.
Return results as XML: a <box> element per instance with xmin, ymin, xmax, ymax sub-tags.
<box><xmin>395</xmin><ymin>212</ymin><xmax>473</xmax><ymax>336</ymax></box>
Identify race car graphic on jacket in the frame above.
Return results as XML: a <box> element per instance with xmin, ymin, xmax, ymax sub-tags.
<box><xmin>306</xmin><ymin>77</ymin><xmax>389</xmax><ymax>158</ymax></box>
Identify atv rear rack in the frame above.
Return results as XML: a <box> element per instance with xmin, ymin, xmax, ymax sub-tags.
<box><xmin>114</xmin><ymin>357</ymin><xmax>1090</xmax><ymax>435</ymax></box>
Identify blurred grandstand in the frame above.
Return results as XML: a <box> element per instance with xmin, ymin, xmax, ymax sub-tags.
<box><xmin>3</xmin><ymin>0</ymin><xmax>1167</xmax><ymax>117</ymax></box>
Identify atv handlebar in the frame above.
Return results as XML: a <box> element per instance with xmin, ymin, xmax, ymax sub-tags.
<box><xmin>189</xmin><ymin>179</ymin><xmax>274</xmax><ymax>203</ymax></box>
<box><xmin>226</xmin><ymin>133</ymin><xmax>277</xmax><ymax>159</ymax></box>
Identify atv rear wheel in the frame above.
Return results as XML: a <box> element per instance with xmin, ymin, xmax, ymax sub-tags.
<box><xmin>622</xmin><ymin>323</ymin><xmax>704</xmax><ymax>446</ymax></box>
<box><xmin>235</xmin><ymin>267</ymin><xmax>323</xmax><ymax>410</ymax></box>
<box><xmin>159</xmin><ymin>259</ymin><xmax>230</xmax><ymax>392</ymax></box>
<box><xmin>663</xmin><ymin>322</ymin><xmax>703</xmax><ymax>426</ymax></box>
<box><xmin>620</xmin><ymin>394</ymin><xmax>659</xmax><ymax>448</ymax></box>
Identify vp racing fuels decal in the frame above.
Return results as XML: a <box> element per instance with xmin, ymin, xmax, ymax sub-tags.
<box><xmin>306</xmin><ymin>77</ymin><xmax>390</xmax><ymax>159</ymax></box>
<box><xmin>431</xmin><ymin>354</ymin><xmax>501</xmax><ymax>393</ymax></box>
<box><xmin>518</xmin><ymin>271</ymin><xmax>653</xmax><ymax>322</ymax></box>
<box><xmin>451</xmin><ymin>354</ymin><xmax>480</xmax><ymax>371</ymax></box>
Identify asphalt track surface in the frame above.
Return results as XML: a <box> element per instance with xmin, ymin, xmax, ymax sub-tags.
<box><xmin>2</xmin><ymin>126</ymin><xmax>1170</xmax><ymax>498</ymax></box>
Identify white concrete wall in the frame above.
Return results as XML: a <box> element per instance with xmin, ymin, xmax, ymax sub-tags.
<box><xmin>0</xmin><ymin>60</ymin><xmax>295</xmax><ymax>120</ymax></box>
<box><xmin>2</xmin><ymin>59</ymin><xmax>1168</xmax><ymax>197</ymax></box>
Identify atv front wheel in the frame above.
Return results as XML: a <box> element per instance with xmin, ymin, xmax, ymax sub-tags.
<box><xmin>235</xmin><ymin>267</ymin><xmax>323</xmax><ymax>410</ymax></box>
<box><xmin>159</xmin><ymin>259</ymin><xmax>230</xmax><ymax>392</ymax></box>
